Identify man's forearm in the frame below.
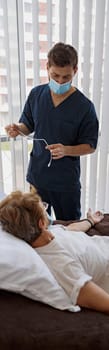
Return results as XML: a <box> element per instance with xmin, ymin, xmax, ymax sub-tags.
<box><xmin>65</xmin><ymin>144</ymin><xmax>95</xmax><ymax>156</ymax></box>
<box><xmin>17</xmin><ymin>122</ymin><xmax>30</xmax><ymax>135</ymax></box>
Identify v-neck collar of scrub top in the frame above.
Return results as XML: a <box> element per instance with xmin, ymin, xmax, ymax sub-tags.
<box><xmin>47</xmin><ymin>84</ymin><xmax>78</xmax><ymax>109</ymax></box>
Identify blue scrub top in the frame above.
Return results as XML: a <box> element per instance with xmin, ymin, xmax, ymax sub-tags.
<box><xmin>19</xmin><ymin>84</ymin><xmax>98</xmax><ymax>192</ymax></box>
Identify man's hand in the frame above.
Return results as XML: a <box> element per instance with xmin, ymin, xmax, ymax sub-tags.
<box><xmin>46</xmin><ymin>143</ymin><xmax>66</xmax><ymax>159</ymax></box>
<box><xmin>87</xmin><ymin>208</ymin><xmax>104</xmax><ymax>225</ymax></box>
<box><xmin>5</xmin><ymin>123</ymin><xmax>30</xmax><ymax>137</ymax></box>
<box><xmin>5</xmin><ymin>124</ymin><xmax>20</xmax><ymax>138</ymax></box>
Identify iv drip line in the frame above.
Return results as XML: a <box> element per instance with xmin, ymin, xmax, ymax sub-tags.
<box><xmin>18</xmin><ymin>130</ymin><xmax>52</xmax><ymax>167</ymax></box>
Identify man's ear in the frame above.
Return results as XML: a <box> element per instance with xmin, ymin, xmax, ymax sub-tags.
<box><xmin>46</xmin><ymin>61</ymin><xmax>49</xmax><ymax>71</ymax></box>
<box><xmin>74</xmin><ymin>65</ymin><xmax>78</xmax><ymax>75</ymax></box>
<box><xmin>46</xmin><ymin>62</ymin><xmax>50</xmax><ymax>81</ymax></box>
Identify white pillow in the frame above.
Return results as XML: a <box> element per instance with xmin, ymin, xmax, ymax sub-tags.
<box><xmin>0</xmin><ymin>225</ymin><xmax>79</xmax><ymax>312</ymax></box>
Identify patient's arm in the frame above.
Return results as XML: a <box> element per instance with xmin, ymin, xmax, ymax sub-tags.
<box><xmin>53</xmin><ymin>219</ymin><xmax>97</xmax><ymax>231</ymax></box>
<box><xmin>65</xmin><ymin>209</ymin><xmax>104</xmax><ymax>232</ymax></box>
<box><xmin>77</xmin><ymin>281</ymin><xmax>109</xmax><ymax>313</ymax></box>
<box><xmin>53</xmin><ymin>209</ymin><xmax>104</xmax><ymax>232</ymax></box>
<box><xmin>53</xmin><ymin>219</ymin><xmax>75</xmax><ymax>226</ymax></box>
<box><xmin>67</xmin><ymin>219</ymin><xmax>93</xmax><ymax>232</ymax></box>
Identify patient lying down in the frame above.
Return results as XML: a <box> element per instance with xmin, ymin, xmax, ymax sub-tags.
<box><xmin>1</xmin><ymin>190</ymin><xmax>109</xmax><ymax>314</ymax></box>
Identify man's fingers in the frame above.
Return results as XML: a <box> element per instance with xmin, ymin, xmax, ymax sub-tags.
<box><xmin>5</xmin><ymin>124</ymin><xmax>20</xmax><ymax>137</ymax></box>
<box><xmin>46</xmin><ymin>143</ymin><xmax>60</xmax><ymax>150</ymax></box>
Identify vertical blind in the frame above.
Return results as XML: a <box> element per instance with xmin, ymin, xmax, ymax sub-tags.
<box><xmin>0</xmin><ymin>0</ymin><xmax>109</xmax><ymax>216</ymax></box>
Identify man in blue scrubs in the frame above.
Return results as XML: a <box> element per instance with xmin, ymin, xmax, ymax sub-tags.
<box><xmin>5</xmin><ymin>42</ymin><xmax>98</xmax><ymax>220</ymax></box>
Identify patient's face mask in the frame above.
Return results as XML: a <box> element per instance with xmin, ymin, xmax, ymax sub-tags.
<box><xmin>49</xmin><ymin>78</ymin><xmax>72</xmax><ymax>95</ymax></box>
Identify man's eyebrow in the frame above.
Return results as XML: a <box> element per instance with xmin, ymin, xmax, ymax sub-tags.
<box><xmin>52</xmin><ymin>72</ymin><xmax>59</xmax><ymax>76</ymax></box>
<box><xmin>52</xmin><ymin>73</ymin><xmax>71</xmax><ymax>78</ymax></box>
<box><xmin>63</xmin><ymin>74</ymin><xmax>71</xmax><ymax>78</ymax></box>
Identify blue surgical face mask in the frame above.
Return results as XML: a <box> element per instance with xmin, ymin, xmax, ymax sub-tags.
<box><xmin>49</xmin><ymin>78</ymin><xmax>72</xmax><ymax>95</ymax></box>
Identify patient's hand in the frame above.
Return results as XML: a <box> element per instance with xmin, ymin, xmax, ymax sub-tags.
<box><xmin>87</xmin><ymin>208</ymin><xmax>104</xmax><ymax>225</ymax></box>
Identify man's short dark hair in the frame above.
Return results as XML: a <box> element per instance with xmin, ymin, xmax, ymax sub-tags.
<box><xmin>47</xmin><ymin>42</ymin><xmax>78</xmax><ymax>68</ymax></box>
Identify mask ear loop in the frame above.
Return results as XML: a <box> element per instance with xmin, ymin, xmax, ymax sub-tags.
<box><xmin>18</xmin><ymin>130</ymin><xmax>52</xmax><ymax>167</ymax></box>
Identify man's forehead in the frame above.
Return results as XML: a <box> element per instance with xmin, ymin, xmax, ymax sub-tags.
<box><xmin>49</xmin><ymin>64</ymin><xmax>73</xmax><ymax>74</ymax></box>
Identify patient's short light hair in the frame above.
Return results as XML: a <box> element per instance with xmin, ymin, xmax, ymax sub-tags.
<box><xmin>0</xmin><ymin>191</ymin><xmax>47</xmax><ymax>244</ymax></box>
